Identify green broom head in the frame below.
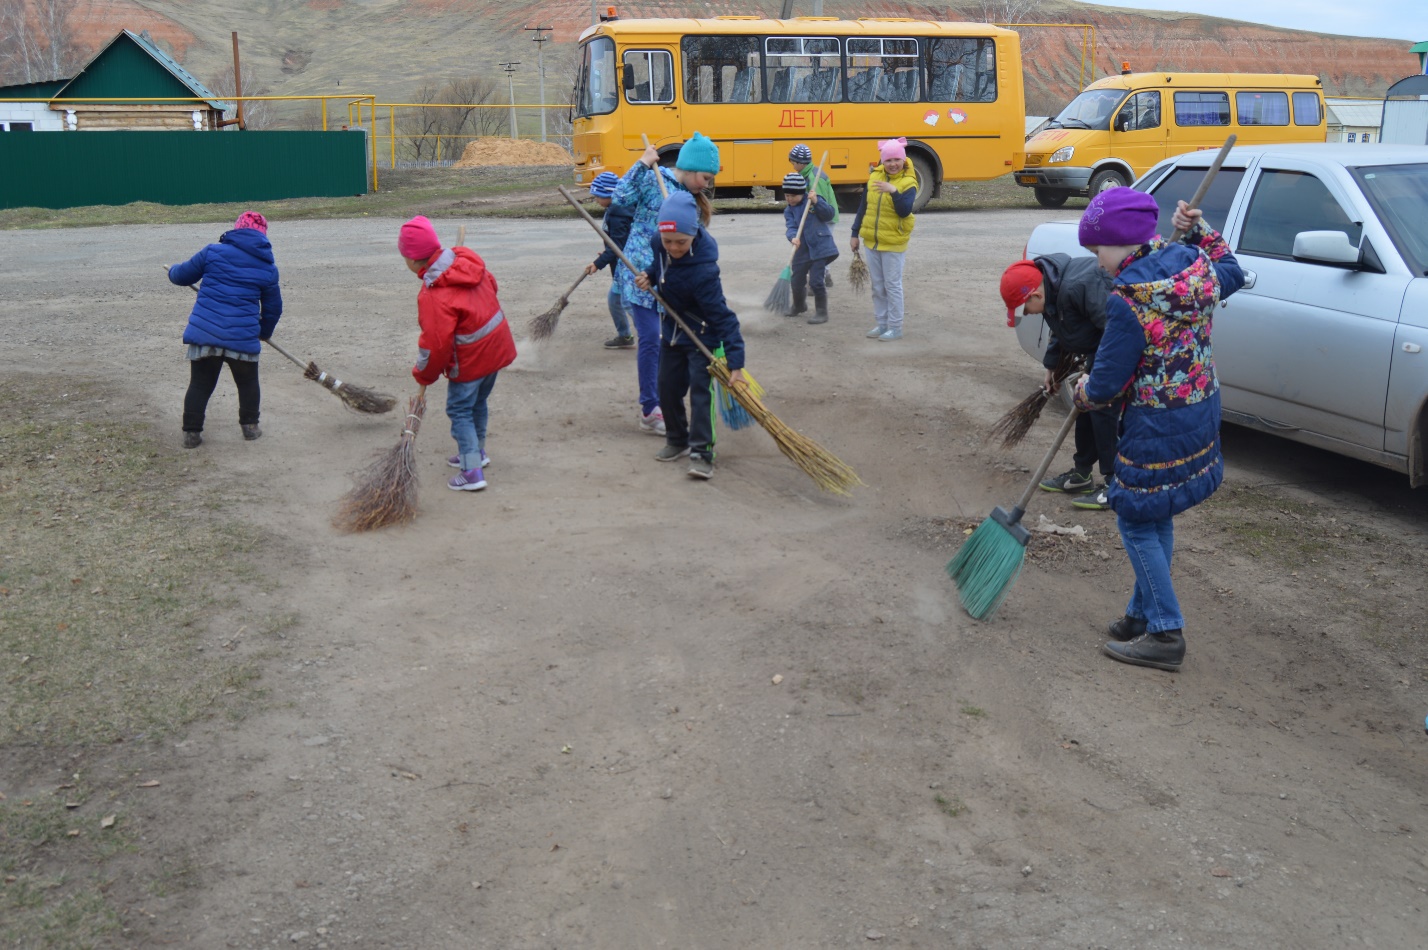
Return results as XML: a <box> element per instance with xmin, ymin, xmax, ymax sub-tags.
<box><xmin>713</xmin><ymin>346</ymin><xmax>763</xmax><ymax>430</ymax></box>
<box><xmin>763</xmin><ymin>273</ymin><xmax>793</xmax><ymax>314</ymax></box>
<box><xmin>946</xmin><ymin>506</ymin><xmax>1030</xmax><ymax>620</ymax></box>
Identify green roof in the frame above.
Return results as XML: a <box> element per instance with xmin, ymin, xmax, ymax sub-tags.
<box><xmin>1410</xmin><ymin>41</ymin><xmax>1428</xmax><ymax>53</ymax></box>
<box><xmin>0</xmin><ymin>79</ymin><xmax>70</xmax><ymax>99</ymax></box>
<box><xmin>52</xmin><ymin>30</ymin><xmax>230</xmax><ymax>110</ymax></box>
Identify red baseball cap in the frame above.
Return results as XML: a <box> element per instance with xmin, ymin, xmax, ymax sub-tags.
<box><xmin>999</xmin><ymin>260</ymin><xmax>1043</xmax><ymax>327</ymax></box>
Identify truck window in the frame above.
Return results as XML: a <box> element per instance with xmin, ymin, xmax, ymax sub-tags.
<box><xmin>1174</xmin><ymin>91</ymin><xmax>1230</xmax><ymax>127</ymax></box>
<box><xmin>1239</xmin><ymin>170</ymin><xmax>1362</xmax><ymax>259</ymax></box>
<box><xmin>1292</xmin><ymin>92</ymin><xmax>1322</xmax><ymax>126</ymax></box>
<box><xmin>682</xmin><ymin>36</ymin><xmax>762</xmax><ymax>103</ymax></box>
<box><xmin>1236</xmin><ymin>92</ymin><xmax>1289</xmax><ymax>126</ymax></box>
<box><xmin>1146</xmin><ymin>166</ymin><xmax>1245</xmax><ymax>236</ymax></box>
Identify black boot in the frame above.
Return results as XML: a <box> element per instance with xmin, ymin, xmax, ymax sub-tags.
<box><xmin>1102</xmin><ymin>629</ymin><xmax>1184</xmax><ymax>671</ymax></box>
<box><xmin>1107</xmin><ymin>614</ymin><xmax>1147</xmax><ymax>642</ymax></box>
<box><xmin>807</xmin><ymin>290</ymin><xmax>828</xmax><ymax>325</ymax></box>
<box><xmin>785</xmin><ymin>286</ymin><xmax>807</xmax><ymax>317</ymax></box>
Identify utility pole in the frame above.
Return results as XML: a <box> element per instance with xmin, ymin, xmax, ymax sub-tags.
<box><xmin>498</xmin><ymin>60</ymin><xmax>520</xmax><ymax>139</ymax></box>
<box><xmin>525</xmin><ymin>26</ymin><xmax>553</xmax><ymax>142</ymax></box>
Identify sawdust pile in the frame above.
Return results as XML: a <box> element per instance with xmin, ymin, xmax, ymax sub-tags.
<box><xmin>453</xmin><ymin>137</ymin><xmax>572</xmax><ymax>167</ymax></box>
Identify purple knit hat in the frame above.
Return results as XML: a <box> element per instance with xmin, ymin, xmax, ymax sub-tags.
<box><xmin>1078</xmin><ymin>187</ymin><xmax>1159</xmax><ymax>247</ymax></box>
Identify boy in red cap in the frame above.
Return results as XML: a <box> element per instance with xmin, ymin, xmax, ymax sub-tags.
<box><xmin>399</xmin><ymin>215</ymin><xmax>516</xmax><ymax>492</ymax></box>
<box><xmin>1000</xmin><ymin>253</ymin><xmax>1117</xmax><ymax>508</ymax></box>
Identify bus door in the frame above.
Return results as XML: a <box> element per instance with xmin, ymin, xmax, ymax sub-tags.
<box><xmin>620</xmin><ymin>47</ymin><xmax>680</xmax><ymax>153</ymax></box>
<box><xmin>1110</xmin><ymin>90</ymin><xmax>1167</xmax><ymax>179</ymax></box>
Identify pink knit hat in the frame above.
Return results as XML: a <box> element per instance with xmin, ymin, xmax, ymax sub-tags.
<box><xmin>234</xmin><ymin>211</ymin><xmax>267</xmax><ymax>234</ymax></box>
<box><xmin>398</xmin><ymin>215</ymin><xmax>441</xmax><ymax>262</ymax></box>
<box><xmin>878</xmin><ymin>137</ymin><xmax>907</xmax><ymax>161</ymax></box>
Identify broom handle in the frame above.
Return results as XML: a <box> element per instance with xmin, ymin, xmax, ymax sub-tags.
<box><xmin>558</xmin><ymin>185</ymin><xmax>718</xmax><ymax>365</ymax></box>
<box><xmin>786</xmin><ymin>151</ymin><xmax>829</xmax><ymax>261</ymax></box>
<box><xmin>1013</xmin><ymin>405</ymin><xmax>1081</xmax><ymax>514</ymax></box>
<box><xmin>559</xmin><ymin>269</ymin><xmax>589</xmax><ymax>303</ymax></box>
<box><xmin>1168</xmin><ymin>134</ymin><xmax>1235</xmax><ymax>243</ymax></box>
<box><xmin>263</xmin><ymin>338</ymin><xmax>311</xmax><ymax>370</ymax></box>
<box><xmin>641</xmin><ymin>134</ymin><xmax>669</xmax><ymax>200</ymax></box>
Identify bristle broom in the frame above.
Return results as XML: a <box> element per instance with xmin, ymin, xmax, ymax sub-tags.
<box><xmin>332</xmin><ymin>392</ymin><xmax>427</xmax><ymax>532</ymax></box>
<box><xmin>946</xmin><ymin>516</ymin><xmax>1027</xmax><ymax>619</ymax></box>
<box><xmin>763</xmin><ymin>273</ymin><xmax>792</xmax><ymax>314</ymax></box>
<box><xmin>716</xmin><ymin>365</ymin><xmax>764</xmax><ymax>430</ymax></box>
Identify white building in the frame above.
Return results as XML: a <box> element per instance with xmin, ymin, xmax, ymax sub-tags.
<box><xmin>0</xmin><ymin>80</ymin><xmax>69</xmax><ymax>132</ymax></box>
<box><xmin>1325</xmin><ymin>97</ymin><xmax>1383</xmax><ymax>144</ymax></box>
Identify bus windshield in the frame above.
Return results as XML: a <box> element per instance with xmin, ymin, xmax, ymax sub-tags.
<box><xmin>577</xmin><ymin>37</ymin><xmax>618</xmax><ymax>118</ymax></box>
<box><xmin>1050</xmin><ymin>88</ymin><xmax>1127</xmax><ymax>131</ymax></box>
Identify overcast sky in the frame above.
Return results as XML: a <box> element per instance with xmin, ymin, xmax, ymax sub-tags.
<box><xmin>1078</xmin><ymin>0</ymin><xmax>1426</xmax><ymax>43</ymax></box>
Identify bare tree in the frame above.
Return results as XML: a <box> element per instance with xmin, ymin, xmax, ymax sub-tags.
<box><xmin>0</xmin><ymin>0</ymin><xmax>88</xmax><ymax>84</ymax></box>
<box><xmin>432</xmin><ymin>75</ymin><xmax>501</xmax><ymax>160</ymax></box>
<box><xmin>398</xmin><ymin>81</ymin><xmax>445</xmax><ymax>163</ymax></box>
<box><xmin>975</xmin><ymin>0</ymin><xmax>1042</xmax><ymax>24</ymax></box>
<box><xmin>208</xmin><ymin>62</ymin><xmax>276</xmax><ymax>130</ymax></box>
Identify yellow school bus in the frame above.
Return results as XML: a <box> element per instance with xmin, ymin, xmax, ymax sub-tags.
<box><xmin>1016</xmin><ymin>71</ymin><xmax>1327</xmax><ymax>207</ymax></box>
<box><xmin>571</xmin><ymin>14</ymin><xmax>1025</xmax><ymax>211</ymax></box>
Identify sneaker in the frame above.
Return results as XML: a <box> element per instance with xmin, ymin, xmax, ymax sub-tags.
<box><xmin>687</xmin><ymin>454</ymin><xmax>714</xmax><ymax>479</ymax></box>
<box><xmin>1039</xmin><ymin>469</ymin><xmax>1094</xmax><ymax>494</ymax></box>
<box><xmin>878</xmin><ymin>328</ymin><xmax>903</xmax><ymax>341</ymax></box>
<box><xmin>604</xmin><ymin>335</ymin><xmax>636</xmax><ymax>349</ymax></box>
<box><xmin>1072</xmin><ymin>487</ymin><xmax>1111</xmax><ymax>510</ymax></box>
<box><xmin>183</xmin><ymin>431</ymin><xmax>202</xmax><ymax>449</ymax></box>
<box><xmin>655</xmin><ymin>444</ymin><xmax>691</xmax><ymax>462</ymax></box>
<box><xmin>640</xmin><ymin>408</ymin><xmax>666</xmax><ymax>436</ymax></box>
<box><xmin>447</xmin><ymin>468</ymin><xmax>487</xmax><ymax>492</ymax></box>
<box><xmin>241</xmin><ymin>423</ymin><xmax>261</xmax><ymax>441</ymax></box>
<box><xmin>448</xmin><ymin>452</ymin><xmax>491</xmax><ymax>469</ymax></box>
<box><xmin>1107</xmin><ymin>615</ymin><xmax>1148</xmax><ymax>642</ymax></box>
<box><xmin>1102</xmin><ymin>629</ymin><xmax>1185</xmax><ymax>672</ymax></box>
<box><xmin>865</xmin><ymin>326</ymin><xmax>886</xmax><ymax>339</ymax></box>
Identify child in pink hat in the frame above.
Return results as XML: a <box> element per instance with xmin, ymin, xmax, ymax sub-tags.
<box><xmin>849</xmin><ymin>137</ymin><xmax>918</xmax><ymax>341</ymax></box>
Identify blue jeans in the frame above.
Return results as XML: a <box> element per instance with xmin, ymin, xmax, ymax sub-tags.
<box><xmin>1117</xmin><ymin>513</ymin><xmax>1184</xmax><ymax>633</ymax></box>
<box><xmin>446</xmin><ymin>372</ymin><xmax>498</xmax><ymax>471</ymax></box>
<box><xmin>607</xmin><ymin>280</ymin><xmax>631</xmax><ymax>338</ymax></box>
<box><xmin>628</xmin><ymin>303</ymin><xmax>661</xmax><ymax>415</ymax></box>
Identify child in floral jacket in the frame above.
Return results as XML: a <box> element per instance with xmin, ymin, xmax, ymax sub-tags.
<box><xmin>1073</xmin><ymin>187</ymin><xmax>1244</xmax><ymax>673</ymax></box>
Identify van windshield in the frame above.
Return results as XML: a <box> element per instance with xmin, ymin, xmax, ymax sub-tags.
<box><xmin>1049</xmin><ymin>88</ymin><xmax>1127</xmax><ymax>131</ymax></box>
<box><xmin>1353</xmin><ymin>163</ymin><xmax>1428</xmax><ymax>276</ymax></box>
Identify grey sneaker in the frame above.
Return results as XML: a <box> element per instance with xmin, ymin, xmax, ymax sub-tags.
<box><xmin>878</xmin><ymin>328</ymin><xmax>903</xmax><ymax>341</ymax></box>
<box><xmin>687</xmin><ymin>454</ymin><xmax>714</xmax><ymax>480</ymax></box>
<box><xmin>1072</xmin><ymin>487</ymin><xmax>1111</xmax><ymax>510</ymax></box>
<box><xmin>183</xmin><ymin>431</ymin><xmax>202</xmax><ymax>449</ymax></box>
<box><xmin>1039</xmin><ymin>468</ymin><xmax>1094</xmax><ymax>494</ymax></box>
<box><xmin>655</xmin><ymin>444</ymin><xmax>691</xmax><ymax>462</ymax></box>
<box><xmin>603</xmin><ymin>335</ymin><xmax>635</xmax><ymax>349</ymax></box>
<box><xmin>241</xmin><ymin>423</ymin><xmax>261</xmax><ymax>441</ymax></box>
<box><xmin>1103</xmin><ymin>630</ymin><xmax>1185</xmax><ymax>672</ymax></box>
<box><xmin>865</xmin><ymin>326</ymin><xmax>886</xmax><ymax>339</ymax></box>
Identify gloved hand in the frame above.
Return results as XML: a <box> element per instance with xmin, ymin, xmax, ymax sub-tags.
<box><xmin>1073</xmin><ymin>375</ymin><xmax>1105</xmax><ymax>412</ymax></box>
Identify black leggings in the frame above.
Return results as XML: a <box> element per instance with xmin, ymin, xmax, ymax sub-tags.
<box><xmin>184</xmin><ymin>356</ymin><xmax>260</xmax><ymax>432</ymax></box>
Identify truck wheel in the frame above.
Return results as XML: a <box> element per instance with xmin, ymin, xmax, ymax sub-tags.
<box><xmin>1088</xmin><ymin>168</ymin><xmax>1128</xmax><ymax>195</ymax></box>
<box><xmin>909</xmin><ymin>153</ymin><xmax>936</xmax><ymax>213</ymax></box>
<box><xmin>1034</xmin><ymin>188</ymin><xmax>1069</xmax><ymax>208</ymax></box>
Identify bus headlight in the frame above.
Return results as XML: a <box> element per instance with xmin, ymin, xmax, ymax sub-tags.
<box><xmin>1048</xmin><ymin>146</ymin><xmax>1074</xmax><ymax>163</ymax></box>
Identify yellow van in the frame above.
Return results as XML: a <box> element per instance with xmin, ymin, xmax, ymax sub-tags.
<box><xmin>1015</xmin><ymin>71</ymin><xmax>1326</xmax><ymax>207</ymax></box>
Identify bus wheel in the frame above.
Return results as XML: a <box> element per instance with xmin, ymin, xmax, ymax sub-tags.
<box><xmin>1088</xmin><ymin>168</ymin><xmax>1128</xmax><ymax>194</ymax></box>
<box><xmin>909</xmin><ymin>153</ymin><xmax>936</xmax><ymax>213</ymax></box>
<box><xmin>834</xmin><ymin>187</ymin><xmax>863</xmax><ymax>214</ymax></box>
<box><xmin>1034</xmin><ymin>188</ymin><xmax>1069</xmax><ymax>209</ymax></box>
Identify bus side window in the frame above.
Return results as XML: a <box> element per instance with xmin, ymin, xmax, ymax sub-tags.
<box><xmin>926</xmin><ymin>37</ymin><xmax>996</xmax><ymax>103</ymax></box>
<box><xmin>766</xmin><ymin>36</ymin><xmax>841</xmax><ymax>104</ymax></box>
<box><xmin>682</xmin><ymin>35</ymin><xmax>761</xmax><ymax>103</ymax></box>
<box><xmin>847</xmin><ymin>37</ymin><xmax>918</xmax><ymax>104</ymax></box>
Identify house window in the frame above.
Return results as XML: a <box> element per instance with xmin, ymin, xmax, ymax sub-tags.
<box><xmin>1347</xmin><ymin>132</ymin><xmax>1356</xmax><ymax>142</ymax></box>
<box><xmin>1362</xmin><ymin>133</ymin><xmax>1372</xmax><ymax>143</ymax></box>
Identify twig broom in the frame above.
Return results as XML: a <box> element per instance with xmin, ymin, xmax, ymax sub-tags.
<box><xmin>848</xmin><ymin>246</ymin><xmax>869</xmax><ymax>293</ymax></box>
<box><xmin>763</xmin><ymin>151</ymin><xmax>828</xmax><ymax>314</ymax></box>
<box><xmin>985</xmin><ymin>350</ymin><xmax>1083</xmax><ymax>449</ymax></box>
<box><xmin>527</xmin><ymin>270</ymin><xmax>590</xmax><ymax>341</ymax></box>
<box><xmin>947</xmin><ymin>132</ymin><xmax>1237</xmax><ymax>618</ymax></box>
<box><xmin>558</xmin><ymin>184</ymin><xmax>862</xmax><ymax>495</ymax></box>
<box><xmin>332</xmin><ymin>387</ymin><xmax>428</xmax><ymax>532</ymax></box>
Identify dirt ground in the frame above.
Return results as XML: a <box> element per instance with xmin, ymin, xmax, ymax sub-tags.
<box><xmin>3</xmin><ymin>204</ymin><xmax>1427</xmax><ymax>949</ymax></box>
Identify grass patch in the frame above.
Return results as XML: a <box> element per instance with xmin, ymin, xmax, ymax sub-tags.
<box><xmin>0</xmin><ymin>374</ymin><xmax>279</xmax><ymax>944</ymax></box>
<box><xmin>960</xmin><ymin>704</ymin><xmax>988</xmax><ymax>719</ymax></box>
<box><xmin>935</xmin><ymin>793</ymin><xmax>967</xmax><ymax>818</ymax></box>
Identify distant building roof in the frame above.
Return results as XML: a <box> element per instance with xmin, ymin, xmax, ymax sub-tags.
<box><xmin>1410</xmin><ymin>41</ymin><xmax>1428</xmax><ymax>54</ymax></box>
<box><xmin>52</xmin><ymin>29</ymin><xmax>231</xmax><ymax>111</ymax></box>
<box><xmin>1325</xmin><ymin>98</ymin><xmax>1383</xmax><ymax>128</ymax></box>
<box><xmin>0</xmin><ymin>79</ymin><xmax>71</xmax><ymax>99</ymax></box>
<box><xmin>1026</xmin><ymin>115</ymin><xmax>1049</xmax><ymax>135</ymax></box>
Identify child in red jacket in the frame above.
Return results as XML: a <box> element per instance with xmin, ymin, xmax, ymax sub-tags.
<box><xmin>399</xmin><ymin>216</ymin><xmax>517</xmax><ymax>492</ymax></box>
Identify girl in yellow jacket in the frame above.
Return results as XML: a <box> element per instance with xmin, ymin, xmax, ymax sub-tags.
<box><xmin>849</xmin><ymin>137</ymin><xmax>917</xmax><ymax>341</ymax></box>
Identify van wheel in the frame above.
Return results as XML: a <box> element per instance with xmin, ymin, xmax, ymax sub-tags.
<box><xmin>1034</xmin><ymin>188</ymin><xmax>1069</xmax><ymax>208</ymax></box>
<box><xmin>1088</xmin><ymin>168</ymin><xmax>1128</xmax><ymax>194</ymax></box>
<box><xmin>908</xmin><ymin>153</ymin><xmax>936</xmax><ymax>213</ymax></box>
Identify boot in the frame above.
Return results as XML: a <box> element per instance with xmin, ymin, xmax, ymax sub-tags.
<box><xmin>807</xmin><ymin>290</ymin><xmax>828</xmax><ymax>325</ymax></box>
<box><xmin>785</xmin><ymin>285</ymin><xmax>807</xmax><ymax>318</ymax></box>
<box><xmin>1102</xmin><ymin>629</ymin><xmax>1184</xmax><ymax>671</ymax></box>
<box><xmin>1107</xmin><ymin>614</ymin><xmax>1147</xmax><ymax>642</ymax></box>
<box><xmin>241</xmin><ymin>423</ymin><xmax>262</xmax><ymax>441</ymax></box>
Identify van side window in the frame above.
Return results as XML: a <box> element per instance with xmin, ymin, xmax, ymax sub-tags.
<box><xmin>1236</xmin><ymin>91</ymin><xmax>1289</xmax><ymax>126</ymax></box>
<box><xmin>1173</xmin><ymin>91</ymin><xmax>1230</xmax><ymax>127</ymax></box>
<box><xmin>1292</xmin><ymin>92</ymin><xmax>1322</xmax><ymax>126</ymax></box>
<box><xmin>1115</xmin><ymin>91</ymin><xmax>1160</xmax><ymax>131</ymax></box>
<box><xmin>765</xmin><ymin>36</ymin><xmax>841</xmax><ymax>103</ymax></box>
<box><xmin>682</xmin><ymin>36</ymin><xmax>762</xmax><ymax>103</ymax></box>
<box><xmin>1147</xmin><ymin>166</ymin><xmax>1244</xmax><ymax>236</ymax></box>
<box><xmin>623</xmin><ymin>50</ymin><xmax>675</xmax><ymax>105</ymax></box>
<box><xmin>1239</xmin><ymin>170</ymin><xmax>1362</xmax><ymax>259</ymax></box>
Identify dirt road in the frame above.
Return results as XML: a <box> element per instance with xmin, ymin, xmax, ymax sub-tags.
<box><xmin>3</xmin><ymin>208</ymin><xmax>1426</xmax><ymax>948</ymax></box>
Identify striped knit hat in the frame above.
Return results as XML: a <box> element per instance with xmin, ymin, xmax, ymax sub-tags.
<box><xmin>589</xmin><ymin>171</ymin><xmax>619</xmax><ymax>198</ymax></box>
<box><xmin>781</xmin><ymin>172</ymin><xmax>808</xmax><ymax>194</ymax></box>
<box><xmin>788</xmin><ymin>143</ymin><xmax>812</xmax><ymax>164</ymax></box>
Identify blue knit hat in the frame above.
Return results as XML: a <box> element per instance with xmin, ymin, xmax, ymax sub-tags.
<box><xmin>657</xmin><ymin>191</ymin><xmax>700</xmax><ymax>237</ymax></box>
<box><xmin>781</xmin><ymin>172</ymin><xmax>807</xmax><ymax>194</ymax></box>
<box><xmin>788</xmin><ymin>143</ymin><xmax>812</xmax><ymax>164</ymax></box>
<box><xmin>676</xmin><ymin>131</ymin><xmax>720</xmax><ymax>174</ymax></box>
<box><xmin>589</xmin><ymin>171</ymin><xmax>619</xmax><ymax>198</ymax></box>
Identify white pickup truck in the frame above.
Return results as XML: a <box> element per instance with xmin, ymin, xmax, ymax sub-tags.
<box><xmin>1015</xmin><ymin>143</ymin><xmax>1428</xmax><ymax>487</ymax></box>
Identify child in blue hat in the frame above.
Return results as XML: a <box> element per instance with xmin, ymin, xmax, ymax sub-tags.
<box><xmin>780</xmin><ymin>171</ymin><xmax>839</xmax><ymax>324</ymax></box>
<box><xmin>583</xmin><ymin>171</ymin><xmax>635</xmax><ymax>349</ymax></box>
<box><xmin>634</xmin><ymin>190</ymin><xmax>746</xmax><ymax>481</ymax></box>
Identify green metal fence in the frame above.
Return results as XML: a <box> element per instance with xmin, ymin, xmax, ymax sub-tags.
<box><xmin>0</xmin><ymin>130</ymin><xmax>369</xmax><ymax>209</ymax></box>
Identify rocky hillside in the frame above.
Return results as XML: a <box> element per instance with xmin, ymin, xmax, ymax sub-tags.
<box><xmin>67</xmin><ymin>0</ymin><xmax>1420</xmax><ymax>122</ymax></box>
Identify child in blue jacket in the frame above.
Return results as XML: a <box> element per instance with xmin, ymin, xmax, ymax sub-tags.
<box><xmin>168</xmin><ymin>211</ymin><xmax>283</xmax><ymax>448</ymax></box>
<box><xmin>635</xmin><ymin>191</ymin><xmax>746</xmax><ymax>481</ymax></box>
<box><xmin>583</xmin><ymin>171</ymin><xmax>636</xmax><ymax>349</ymax></box>
<box><xmin>781</xmin><ymin>171</ymin><xmax>840</xmax><ymax>324</ymax></box>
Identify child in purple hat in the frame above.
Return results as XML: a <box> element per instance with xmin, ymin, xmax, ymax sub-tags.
<box><xmin>1072</xmin><ymin>187</ymin><xmax>1245</xmax><ymax>672</ymax></box>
